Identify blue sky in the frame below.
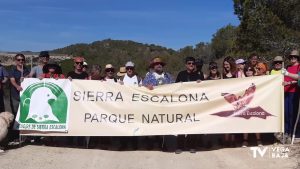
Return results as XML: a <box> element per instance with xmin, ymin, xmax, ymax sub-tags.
<box><xmin>0</xmin><ymin>0</ymin><xmax>239</xmax><ymax>52</ymax></box>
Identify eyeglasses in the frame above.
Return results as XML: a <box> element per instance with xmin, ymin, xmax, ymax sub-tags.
<box><xmin>126</xmin><ymin>67</ymin><xmax>134</xmax><ymax>70</ymax></box>
<box><xmin>17</xmin><ymin>58</ymin><xmax>25</xmax><ymax>62</ymax></box>
<box><xmin>75</xmin><ymin>62</ymin><xmax>83</xmax><ymax>65</ymax></box>
<box><xmin>153</xmin><ymin>62</ymin><xmax>163</xmax><ymax>66</ymax></box>
<box><xmin>105</xmin><ymin>68</ymin><xmax>114</xmax><ymax>72</ymax></box>
<box><xmin>210</xmin><ymin>66</ymin><xmax>217</xmax><ymax>70</ymax></box>
<box><xmin>187</xmin><ymin>62</ymin><xmax>195</xmax><ymax>65</ymax></box>
<box><xmin>289</xmin><ymin>56</ymin><xmax>297</xmax><ymax>60</ymax></box>
<box><xmin>274</xmin><ymin>61</ymin><xmax>282</xmax><ymax>64</ymax></box>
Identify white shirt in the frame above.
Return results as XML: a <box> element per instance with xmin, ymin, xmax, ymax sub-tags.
<box><xmin>122</xmin><ymin>74</ymin><xmax>141</xmax><ymax>86</ymax></box>
<box><xmin>105</xmin><ymin>78</ymin><xmax>117</xmax><ymax>83</ymax></box>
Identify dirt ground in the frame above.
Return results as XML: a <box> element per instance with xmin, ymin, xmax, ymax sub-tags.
<box><xmin>2</xmin><ymin>89</ymin><xmax>300</xmax><ymax>169</ymax></box>
<box><xmin>0</xmin><ymin>143</ymin><xmax>299</xmax><ymax>169</ymax></box>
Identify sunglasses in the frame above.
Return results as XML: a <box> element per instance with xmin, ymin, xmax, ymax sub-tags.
<box><xmin>75</xmin><ymin>62</ymin><xmax>83</xmax><ymax>65</ymax></box>
<box><xmin>274</xmin><ymin>61</ymin><xmax>282</xmax><ymax>64</ymax></box>
<box><xmin>17</xmin><ymin>58</ymin><xmax>25</xmax><ymax>62</ymax></box>
<box><xmin>153</xmin><ymin>62</ymin><xmax>163</xmax><ymax>66</ymax></box>
<box><xmin>126</xmin><ymin>67</ymin><xmax>134</xmax><ymax>70</ymax></box>
<box><xmin>186</xmin><ymin>61</ymin><xmax>195</xmax><ymax>65</ymax></box>
<box><xmin>210</xmin><ymin>66</ymin><xmax>217</xmax><ymax>70</ymax></box>
<box><xmin>289</xmin><ymin>56</ymin><xmax>298</xmax><ymax>60</ymax></box>
<box><xmin>105</xmin><ymin>68</ymin><xmax>114</xmax><ymax>72</ymax></box>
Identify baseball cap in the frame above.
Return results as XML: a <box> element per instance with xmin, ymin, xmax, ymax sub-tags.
<box><xmin>125</xmin><ymin>61</ymin><xmax>135</xmax><ymax>67</ymax></box>
<box><xmin>235</xmin><ymin>59</ymin><xmax>246</xmax><ymax>64</ymax></box>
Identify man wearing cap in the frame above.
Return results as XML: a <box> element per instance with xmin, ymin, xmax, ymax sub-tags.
<box><xmin>67</xmin><ymin>57</ymin><xmax>89</xmax><ymax>80</ymax></box>
<box><xmin>143</xmin><ymin>57</ymin><xmax>173</xmax><ymax>89</ymax></box>
<box><xmin>82</xmin><ymin>62</ymin><xmax>88</xmax><ymax>73</ymax></box>
<box><xmin>283</xmin><ymin>50</ymin><xmax>300</xmax><ymax>140</ymax></box>
<box><xmin>270</xmin><ymin>56</ymin><xmax>284</xmax><ymax>75</ymax></box>
<box><xmin>119</xmin><ymin>61</ymin><xmax>142</xmax><ymax>86</ymax></box>
<box><xmin>104</xmin><ymin>64</ymin><xmax>117</xmax><ymax>82</ymax></box>
<box><xmin>29</xmin><ymin>51</ymin><xmax>50</xmax><ymax>78</ymax></box>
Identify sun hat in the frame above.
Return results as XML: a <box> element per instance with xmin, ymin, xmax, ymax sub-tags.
<box><xmin>235</xmin><ymin>58</ymin><xmax>246</xmax><ymax>64</ymax></box>
<box><xmin>273</xmin><ymin>56</ymin><xmax>283</xmax><ymax>62</ymax></box>
<box><xmin>150</xmin><ymin>57</ymin><xmax>166</xmax><ymax>67</ymax></box>
<box><xmin>117</xmin><ymin>67</ymin><xmax>126</xmax><ymax>76</ymax></box>
<box><xmin>105</xmin><ymin>64</ymin><xmax>114</xmax><ymax>69</ymax></box>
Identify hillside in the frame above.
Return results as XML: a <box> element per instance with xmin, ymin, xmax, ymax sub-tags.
<box><xmin>52</xmin><ymin>39</ymin><xmax>203</xmax><ymax>76</ymax></box>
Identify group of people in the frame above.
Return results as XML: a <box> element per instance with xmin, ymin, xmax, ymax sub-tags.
<box><xmin>0</xmin><ymin>49</ymin><xmax>299</xmax><ymax>153</ymax></box>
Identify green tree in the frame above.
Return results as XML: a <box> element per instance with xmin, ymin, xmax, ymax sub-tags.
<box><xmin>211</xmin><ymin>24</ymin><xmax>237</xmax><ymax>59</ymax></box>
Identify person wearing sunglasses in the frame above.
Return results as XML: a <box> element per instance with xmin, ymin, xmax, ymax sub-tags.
<box><xmin>205</xmin><ymin>62</ymin><xmax>221</xmax><ymax>80</ymax></box>
<box><xmin>174</xmin><ymin>56</ymin><xmax>203</xmax><ymax>154</ymax></box>
<box><xmin>104</xmin><ymin>64</ymin><xmax>117</xmax><ymax>83</ymax></box>
<box><xmin>143</xmin><ymin>57</ymin><xmax>173</xmax><ymax>89</ymax></box>
<box><xmin>67</xmin><ymin>57</ymin><xmax>88</xmax><ymax>80</ymax></box>
<box><xmin>9</xmin><ymin>53</ymin><xmax>30</xmax><ymax>143</ymax></box>
<box><xmin>29</xmin><ymin>51</ymin><xmax>50</xmax><ymax>78</ymax></box>
<box><xmin>176</xmin><ymin>56</ymin><xmax>203</xmax><ymax>83</ymax></box>
<box><xmin>235</xmin><ymin>59</ymin><xmax>246</xmax><ymax>78</ymax></box>
<box><xmin>117</xmin><ymin>61</ymin><xmax>141</xmax><ymax>150</ymax></box>
<box><xmin>142</xmin><ymin>57</ymin><xmax>173</xmax><ymax>151</ymax></box>
<box><xmin>283</xmin><ymin>50</ymin><xmax>300</xmax><ymax>142</ymax></box>
<box><xmin>270</xmin><ymin>56</ymin><xmax>284</xmax><ymax>75</ymax></box>
<box><xmin>41</xmin><ymin>60</ymin><xmax>65</xmax><ymax>79</ymax></box>
<box><xmin>119</xmin><ymin>61</ymin><xmax>142</xmax><ymax>86</ymax></box>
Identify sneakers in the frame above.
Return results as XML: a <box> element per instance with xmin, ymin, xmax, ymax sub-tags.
<box><xmin>189</xmin><ymin>149</ymin><xmax>196</xmax><ymax>153</ymax></box>
<box><xmin>242</xmin><ymin>140</ymin><xmax>248</xmax><ymax>148</ymax></box>
<box><xmin>175</xmin><ymin>149</ymin><xmax>182</xmax><ymax>154</ymax></box>
<box><xmin>257</xmin><ymin>140</ymin><xmax>263</xmax><ymax>147</ymax></box>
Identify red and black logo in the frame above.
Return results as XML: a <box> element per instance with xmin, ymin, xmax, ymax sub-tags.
<box><xmin>211</xmin><ymin>83</ymin><xmax>274</xmax><ymax>119</ymax></box>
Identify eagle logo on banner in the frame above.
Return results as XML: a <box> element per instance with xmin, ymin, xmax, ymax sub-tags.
<box><xmin>211</xmin><ymin>83</ymin><xmax>274</xmax><ymax>119</ymax></box>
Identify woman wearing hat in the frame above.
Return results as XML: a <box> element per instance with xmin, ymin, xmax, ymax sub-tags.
<box><xmin>283</xmin><ymin>50</ymin><xmax>300</xmax><ymax>140</ymax></box>
<box><xmin>235</xmin><ymin>59</ymin><xmax>246</xmax><ymax>78</ymax></box>
<box><xmin>270</xmin><ymin>56</ymin><xmax>284</xmax><ymax>75</ymax></box>
<box><xmin>205</xmin><ymin>62</ymin><xmax>221</xmax><ymax>80</ymax></box>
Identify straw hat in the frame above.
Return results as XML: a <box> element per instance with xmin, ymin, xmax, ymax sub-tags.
<box><xmin>290</xmin><ymin>50</ymin><xmax>299</xmax><ymax>57</ymax></box>
<box><xmin>150</xmin><ymin>57</ymin><xmax>166</xmax><ymax>67</ymax></box>
<box><xmin>117</xmin><ymin>67</ymin><xmax>126</xmax><ymax>77</ymax></box>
